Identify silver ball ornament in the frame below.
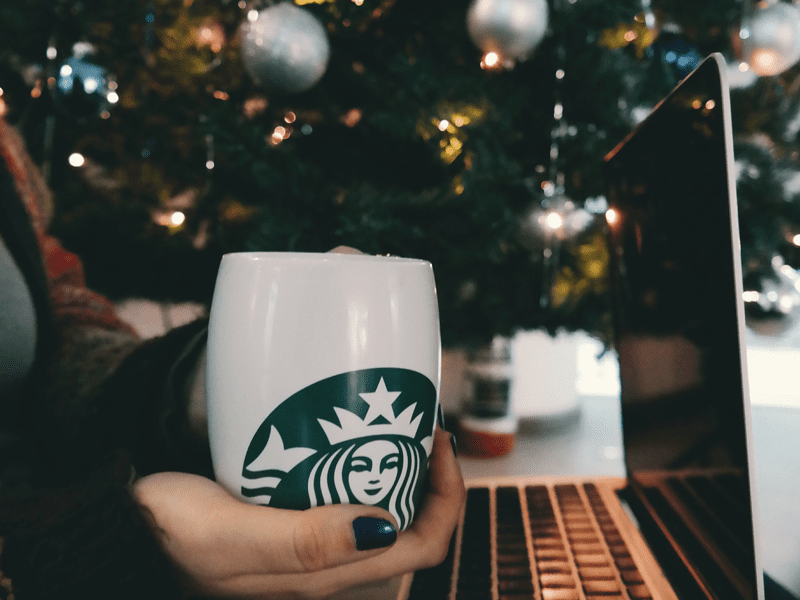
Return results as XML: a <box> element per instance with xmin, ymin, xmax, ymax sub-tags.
<box><xmin>241</xmin><ymin>3</ymin><xmax>330</xmax><ymax>94</ymax></box>
<box><xmin>742</xmin><ymin>1</ymin><xmax>800</xmax><ymax>76</ymax></box>
<box><xmin>467</xmin><ymin>0</ymin><xmax>548</xmax><ymax>61</ymax></box>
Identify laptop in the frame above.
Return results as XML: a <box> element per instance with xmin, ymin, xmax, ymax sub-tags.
<box><xmin>392</xmin><ymin>53</ymin><xmax>766</xmax><ymax>600</ymax></box>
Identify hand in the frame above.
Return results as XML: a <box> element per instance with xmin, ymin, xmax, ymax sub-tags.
<box><xmin>133</xmin><ymin>426</ymin><xmax>465</xmax><ymax>599</ymax></box>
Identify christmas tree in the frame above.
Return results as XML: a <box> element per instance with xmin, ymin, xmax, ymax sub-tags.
<box><xmin>3</xmin><ymin>0</ymin><xmax>800</xmax><ymax>346</ymax></box>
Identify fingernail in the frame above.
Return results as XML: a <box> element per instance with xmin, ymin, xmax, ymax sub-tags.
<box><xmin>450</xmin><ymin>432</ymin><xmax>459</xmax><ymax>457</ymax></box>
<box><xmin>352</xmin><ymin>517</ymin><xmax>397</xmax><ymax>551</ymax></box>
<box><xmin>437</xmin><ymin>404</ymin><xmax>447</xmax><ymax>429</ymax></box>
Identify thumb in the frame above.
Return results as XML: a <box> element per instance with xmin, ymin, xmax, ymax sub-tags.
<box><xmin>234</xmin><ymin>501</ymin><xmax>399</xmax><ymax>574</ymax></box>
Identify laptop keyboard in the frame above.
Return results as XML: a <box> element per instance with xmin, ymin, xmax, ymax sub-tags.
<box><xmin>407</xmin><ymin>483</ymin><xmax>654</xmax><ymax>600</ymax></box>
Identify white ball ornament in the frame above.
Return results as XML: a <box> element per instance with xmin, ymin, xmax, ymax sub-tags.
<box><xmin>467</xmin><ymin>0</ymin><xmax>549</xmax><ymax>62</ymax></box>
<box><xmin>741</xmin><ymin>1</ymin><xmax>800</xmax><ymax>76</ymax></box>
<box><xmin>241</xmin><ymin>3</ymin><xmax>330</xmax><ymax>94</ymax></box>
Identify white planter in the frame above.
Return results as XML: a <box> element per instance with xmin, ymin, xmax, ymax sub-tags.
<box><xmin>511</xmin><ymin>330</ymin><xmax>581</xmax><ymax>420</ymax></box>
<box><xmin>441</xmin><ymin>330</ymin><xmax>591</xmax><ymax>422</ymax></box>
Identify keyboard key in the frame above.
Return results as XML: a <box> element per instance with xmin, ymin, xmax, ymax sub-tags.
<box><xmin>537</xmin><ymin>560</ymin><xmax>572</xmax><ymax>573</ymax></box>
<box><xmin>499</xmin><ymin>565</ymin><xmax>533</xmax><ymax>578</ymax></box>
<box><xmin>531</xmin><ymin>526</ymin><xmax>560</xmax><ymax>537</ymax></box>
<box><xmin>627</xmin><ymin>584</ymin><xmax>654</xmax><ymax>599</ymax></box>
<box><xmin>539</xmin><ymin>573</ymin><xmax>576</xmax><ymax>587</ymax></box>
<box><xmin>608</xmin><ymin>544</ymin><xmax>630</xmax><ymax>557</ymax></box>
<box><xmin>615</xmin><ymin>556</ymin><xmax>636</xmax><ymax>570</ymax></box>
<box><xmin>497</xmin><ymin>554</ymin><xmax>528</xmax><ymax>566</ymax></box>
<box><xmin>574</xmin><ymin>554</ymin><xmax>610</xmax><ymax>566</ymax></box>
<box><xmin>498</xmin><ymin>579</ymin><xmax>534</xmax><ymax>593</ymax></box>
<box><xmin>541</xmin><ymin>587</ymin><xmax>581</xmax><ymax>600</ymax></box>
<box><xmin>497</xmin><ymin>542</ymin><xmax>527</xmax><ymax>553</ymax></box>
<box><xmin>585</xmin><ymin>595</ymin><xmax>623</xmax><ymax>600</ymax></box>
<box><xmin>620</xmin><ymin>569</ymin><xmax>645</xmax><ymax>584</ymax></box>
<box><xmin>583</xmin><ymin>580</ymin><xmax>622</xmax><ymax>594</ymax></box>
<box><xmin>579</xmin><ymin>566</ymin><xmax>616</xmax><ymax>580</ymax></box>
<box><xmin>563</xmin><ymin>515</ymin><xmax>591</xmax><ymax>523</ymax></box>
<box><xmin>536</xmin><ymin>548</ymin><xmax>569</xmax><ymax>560</ymax></box>
<box><xmin>567</xmin><ymin>531</ymin><xmax>600</xmax><ymax>541</ymax></box>
<box><xmin>570</xmin><ymin>542</ymin><xmax>605</xmax><ymax>554</ymax></box>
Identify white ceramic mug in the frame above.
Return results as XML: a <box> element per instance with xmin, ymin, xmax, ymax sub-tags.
<box><xmin>206</xmin><ymin>252</ymin><xmax>441</xmax><ymax>530</ymax></box>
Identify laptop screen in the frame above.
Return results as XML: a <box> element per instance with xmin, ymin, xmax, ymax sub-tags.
<box><xmin>604</xmin><ymin>55</ymin><xmax>760</xmax><ymax>599</ymax></box>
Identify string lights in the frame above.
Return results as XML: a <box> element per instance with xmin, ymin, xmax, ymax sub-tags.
<box><xmin>537</xmin><ymin>0</ymin><xmax>570</xmax><ymax>308</ymax></box>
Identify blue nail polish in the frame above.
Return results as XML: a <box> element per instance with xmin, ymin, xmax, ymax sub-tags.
<box><xmin>450</xmin><ymin>432</ymin><xmax>459</xmax><ymax>457</ymax></box>
<box><xmin>437</xmin><ymin>404</ymin><xmax>447</xmax><ymax>429</ymax></box>
<box><xmin>353</xmin><ymin>517</ymin><xmax>397</xmax><ymax>551</ymax></box>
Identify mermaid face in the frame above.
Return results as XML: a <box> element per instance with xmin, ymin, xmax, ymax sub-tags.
<box><xmin>347</xmin><ymin>440</ymin><xmax>400</xmax><ymax>505</ymax></box>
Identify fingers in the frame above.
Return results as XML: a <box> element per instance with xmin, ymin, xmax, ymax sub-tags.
<box><xmin>241</xmin><ymin>503</ymin><xmax>400</xmax><ymax>573</ymax></box>
<box><xmin>134</xmin><ymin>474</ymin><xmax>400</xmax><ymax>582</ymax></box>
<box><xmin>327</xmin><ymin>245</ymin><xmax>364</xmax><ymax>255</ymax></box>
<box><xmin>286</xmin><ymin>426</ymin><xmax>465</xmax><ymax>595</ymax></box>
<box><xmin>393</xmin><ymin>426</ymin><xmax>466</xmax><ymax>569</ymax></box>
<box><xmin>217</xmin><ymin>426</ymin><xmax>465</xmax><ymax>598</ymax></box>
<box><xmin>134</xmin><ymin>426</ymin><xmax>466</xmax><ymax>599</ymax></box>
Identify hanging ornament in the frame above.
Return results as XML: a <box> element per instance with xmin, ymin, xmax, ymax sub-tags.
<box><xmin>467</xmin><ymin>0</ymin><xmax>549</xmax><ymax>63</ymax></box>
<box><xmin>726</xmin><ymin>60</ymin><xmax>759</xmax><ymax>89</ymax></box>
<box><xmin>50</xmin><ymin>42</ymin><xmax>118</xmax><ymax>121</ymax></box>
<box><xmin>241</xmin><ymin>3</ymin><xmax>330</xmax><ymax>95</ymax></box>
<box><xmin>743</xmin><ymin>256</ymin><xmax>800</xmax><ymax>336</ymax></box>
<box><xmin>652</xmin><ymin>30</ymin><xmax>703</xmax><ymax>79</ymax></box>
<box><xmin>740</xmin><ymin>0</ymin><xmax>800</xmax><ymax>76</ymax></box>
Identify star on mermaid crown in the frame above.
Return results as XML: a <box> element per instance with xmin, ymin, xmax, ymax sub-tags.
<box><xmin>317</xmin><ymin>377</ymin><xmax>423</xmax><ymax>445</ymax></box>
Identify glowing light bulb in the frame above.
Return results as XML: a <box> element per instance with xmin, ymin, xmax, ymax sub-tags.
<box><xmin>605</xmin><ymin>208</ymin><xmax>619</xmax><ymax>225</ymax></box>
<box><xmin>107</xmin><ymin>91</ymin><xmax>119</xmax><ymax>104</ymax></box>
<box><xmin>484</xmin><ymin>52</ymin><xmax>499</xmax><ymax>67</ymax></box>
<box><xmin>546</xmin><ymin>212</ymin><xmax>563</xmax><ymax>230</ymax></box>
<box><xmin>438</xmin><ymin>120</ymin><xmax>450</xmax><ymax>132</ymax></box>
<box><xmin>60</xmin><ymin>64</ymin><xmax>73</xmax><ymax>77</ymax></box>
<box><xmin>171</xmin><ymin>211</ymin><xmax>186</xmax><ymax>226</ymax></box>
<box><xmin>68</xmin><ymin>153</ymin><xmax>85</xmax><ymax>167</ymax></box>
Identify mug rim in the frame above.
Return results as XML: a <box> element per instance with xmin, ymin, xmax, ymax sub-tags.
<box><xmin>222</xmin><ymin>251</ymin><xmax>430</xmax><ymax>265</ymax></box>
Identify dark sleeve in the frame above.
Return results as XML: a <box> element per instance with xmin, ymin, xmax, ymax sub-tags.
<box><xmin>1</xmin><ymin>117</ymin><xmax>213</xmax><ymax>599</ymax></box>
<box><xmin>0</xmin><ymin>450</ymin><xmax>187</xmax><ymax>600</ymax></box>
<box><xmin>101</xmin><ymin>318</ymin><xmax>214</xmax><ymax>479</ymax></box>
<box><xmin>1</xmin><ymin>320</ymin><xmax>216</xmax><ymax>600</ymax></box>
<box><xmin>40</xmin><ymin>318</ymin><xmax>215</xmax><ymax>479</ymax></box>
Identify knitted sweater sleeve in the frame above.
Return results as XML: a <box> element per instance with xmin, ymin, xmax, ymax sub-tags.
<box><xmin>0</xmin><ymin>118</ymin><xmax>214</xmax><ymax>599</ymax></box>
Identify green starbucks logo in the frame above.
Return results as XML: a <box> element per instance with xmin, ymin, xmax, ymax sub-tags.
<box><xmin>241</xmin><ymin>368</ymin><xmax>436</xmax><ymax>530</ymax></box>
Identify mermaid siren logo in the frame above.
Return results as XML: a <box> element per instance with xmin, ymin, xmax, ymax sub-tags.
<box><xmin>241</xmin><ymin>368</ymin><xmax>437</xmax><ymax>531</ymax></box>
